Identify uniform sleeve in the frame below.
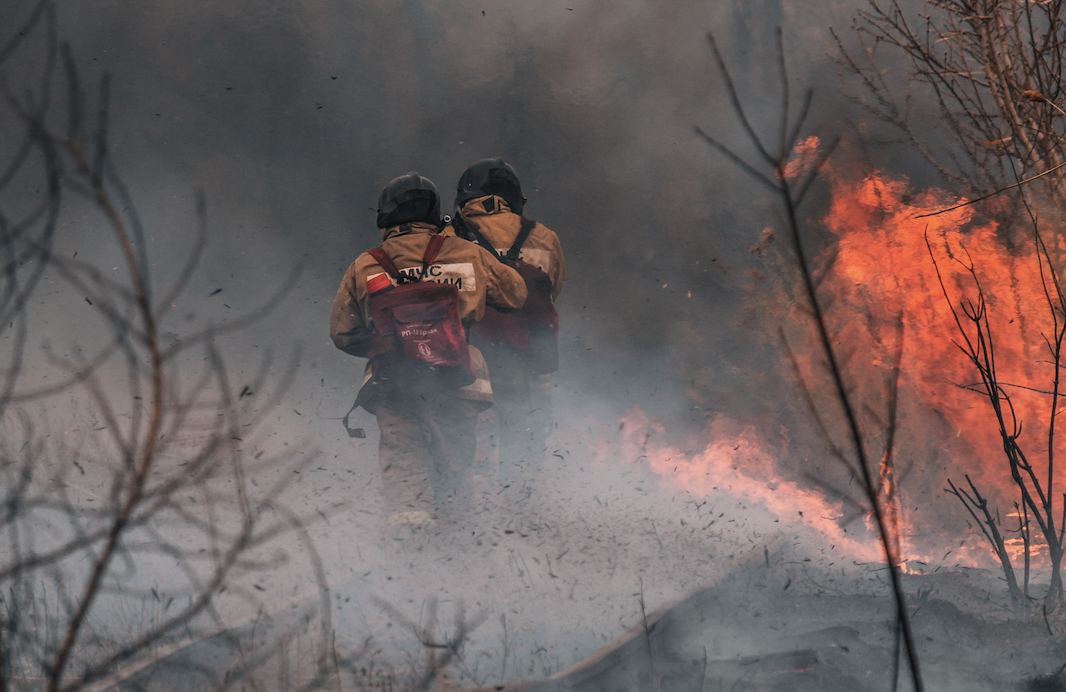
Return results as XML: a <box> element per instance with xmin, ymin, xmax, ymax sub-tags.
<box><xmin>329</xmin><ymin>260</ymin><xmax>372</xmax><ymax>358</ymax></box>
<box><xmin>479</xmin><ymin>246</ymin><xmax>527</xmax><ymax>313</ymax></box>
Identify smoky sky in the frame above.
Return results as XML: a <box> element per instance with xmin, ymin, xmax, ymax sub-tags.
<box><xmin>3</xmin><ymin>0</ymin><xmax>1027</xmax><ymax>683</ymax></box>
<box><xmin>6</xmin><ymin>0</ymin><xmax>874</xmax><ymax>424</ymax></box>
<box><xmin>1</xmin><ymin>0</ymin><xmax>983</xmax><ymax>532</ymax></box>
<box><xmin>2</xmin><ymin>0</ymin><xmax>972</xmax><ymax>536</ymax></box>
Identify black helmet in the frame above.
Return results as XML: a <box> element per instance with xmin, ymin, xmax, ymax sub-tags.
<box><xmin>455</xmin><ymin>157</ymin><xmax>525</xmax><ymax>214</ymax></box>
<box><xmin>376</xmin><ymin>172</ymin><xmax>442</xmax><ymax>229</ymax></box>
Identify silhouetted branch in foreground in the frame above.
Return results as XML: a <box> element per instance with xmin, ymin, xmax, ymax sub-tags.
<box><xmin>928</xmin><ymin>182</ymin><xmax>1066</xmax><ymax>613</ymax></box>
<box><xmin>0</xmin><ymin>4</ymin><xmax>331</xmax><ymax>690</ymax></box>
<box><xmin>835</xmin><ymin>0</ymin><xmax>1066</xmax><ymax>206</ymax></box>
<box><xmin>697</xmin><ymin>27</ymin><xmax>924</xmax><ymax>692</ymax></box>
<box><xmin>371</xmin><ymin>596</ymin><xmax>487</xmax><ymax>691</ymax></box>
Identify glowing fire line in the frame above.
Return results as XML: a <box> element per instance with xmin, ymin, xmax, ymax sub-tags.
<box><xmin>630</xmin><ymin>141</ymin><xmax>1066</xmax><ymax>574</ymax></box>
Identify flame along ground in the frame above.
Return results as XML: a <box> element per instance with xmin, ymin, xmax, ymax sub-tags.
<box><xmin>618</xmin><ymin>408</ymin><xmax>884</xmax><ymax>563</ymax></box>
<box><xmin>627</xmin><ymin>138</ymin><xmax>1066</xmax><ymax>577</ymax></box>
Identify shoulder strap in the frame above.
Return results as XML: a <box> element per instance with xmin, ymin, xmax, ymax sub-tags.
<box><xmin>505</xmin><ymin>217</ymin><xmax>536</xmax><ymax>261</ymax></box>
<box><xmin>450</xmin><ymin>211</ymin><xmax>473</xmax><ymax>242</ymax></box>
<box><xmin>419</xmin><ymin>233</ymin><xmax>446</xmax><ymax>280</ymax></box>
<box><xmin>368</xmin><ymin>247</ymin><xmax>402</xmax><ymax>279</ymax></box>
<box><xmin>453</xmin><ymin>212</ymin><xmax>501</xmax><ymax>259</ymax></box>
<box><xmin>367</xmin><ymin>233</ymin><xmax>446</xmax><ymax>285</ymax></box>
<box><xmin>422</xmin><ymin>233</ymin><xmax>446</xmax><ymax>266</ymax></box>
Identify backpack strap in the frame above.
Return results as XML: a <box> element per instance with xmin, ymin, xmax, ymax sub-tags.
<box><xmin>454</xmin><ymin>211</ymin><xmax>536</xmax><ymax>264</ymax></box>
<box><xmin>453</xmin><ymin>212</ymin><xmax>501</xmax><ymax>259</ymax></box>
<box><xmin>367</xmin><ymin>233</ymin><xmax>447</xmax><ymax>286</ymax></box>
<box><xmin>368</xmin><ymin>247</ymin><xmax>402</xmax><ymax>279</ymax></box>
<box><xmin>505</xmin><ymin>217</ymin><xmax>536</xmax><ymax>261</ymax></box>
<box><xmin>422</xmin><ymin>233</ymin><xmax>446</xmax><ymax>266</ymax></box>
<box><xmin>417</xmin><ymin>233</ymin><xmax>446</xmax><ymax>280</ymax></box>
<box><xmin>450</xmin><ymin>211</ymin><xmax>473</xmax><ymax>241</ymax></box>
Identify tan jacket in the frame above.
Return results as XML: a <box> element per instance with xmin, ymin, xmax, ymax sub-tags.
<box><xmin>330</xmin><ymin>222</ymin><xmax>527</xmax><ymax>405</ymax></box>
<box><xmin>458</xmin><ymin>195</ymin><xmax>566</xmax><ymax>301</ymax></box>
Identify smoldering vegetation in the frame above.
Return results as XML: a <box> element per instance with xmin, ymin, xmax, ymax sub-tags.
<box><xmin>4</xmin><ymin>0</ymin><xmax>1066</xmax><ymax>690</ymax></box>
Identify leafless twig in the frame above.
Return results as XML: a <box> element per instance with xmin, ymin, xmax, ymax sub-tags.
<box><xmin>698</xmin><ymin>27</ymin><xmax>925</xmax><ymax>691</ymax></box>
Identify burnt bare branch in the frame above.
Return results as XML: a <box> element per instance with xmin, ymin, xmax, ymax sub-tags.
<box><xmin>0</xmin><ymin>5</ymin><xmax>328</xmax><ymax>690</ymax></box>
<box><xmin>926</xmin><ymin>179</ymin><xmax>1066</xmax><ymax>607</ymax></box>
<box><xmin>839</xmin><ymin>0</ymin><xmax>1066</xmax><ymax>206</ymax></box>
<box><xmin>699</xmin><ymin>28</ymin><xmax>926</xmax><ymax>692</ymax></box>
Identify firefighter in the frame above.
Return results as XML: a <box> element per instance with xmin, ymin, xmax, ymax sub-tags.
<box><xmin>451</xmin><ymin>158</ymin><xmax>566</xmax><ymax>485</ymax></box>
<box><xmin>330</xmin><ymin>172</ymin><xmax>526</xmax><ymax>529</ymax></box>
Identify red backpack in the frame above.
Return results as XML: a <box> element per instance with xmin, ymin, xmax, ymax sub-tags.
<box><xmin>456</xmin><ymin>215</ymin><xmax>560</xmax><ymax>374</ymax></box>
<box><xmin>363</xmin><ymin>233</ymin><xmax>476</xmax><ymax>391</ymax></box>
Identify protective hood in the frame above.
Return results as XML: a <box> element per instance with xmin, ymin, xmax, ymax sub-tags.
<box><xmin>455</xmin><ymin>158</ymin><xmax>525</xmax><ymax>215</ymax></box>
<box><xmin>376</xmin><ymin>172</ymin><xmax>442</xmax><ymax>229</ymax></box>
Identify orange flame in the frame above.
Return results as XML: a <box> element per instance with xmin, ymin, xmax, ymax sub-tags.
<box><xmin>620</xmin><ymin>409</ymin><xmax>882</xmax><ymax>562</ymax></box>
<box><xmin>636</xmin><ymin>149</ymin><xmax>1066</xmax><ymax>572</ymax></box>
<box><xmin>819</xmin><ymin>167</ymin><xmax>1064</xmax><ymax>511</ymax></box>
<box><xmin>780</xmin><ymin>135</ymin><xmax>821</xmax><ymax>180</ymax></box>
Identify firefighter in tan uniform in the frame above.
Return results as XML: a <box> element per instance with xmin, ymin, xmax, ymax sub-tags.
<box><xmin>452</xmin><ymin>158</ymin><xmax>566</xmax><ymax>485</ymax></box>
<box><xmin>330</xmin><ymin>173</ymin><xmax>526</xmax><ymax>528</ymax></box>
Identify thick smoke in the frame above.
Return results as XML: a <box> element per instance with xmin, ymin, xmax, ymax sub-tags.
<box><xmin>41</xmin><ymin>0</ymin><xmax>859</xmax><ymax>416</ymax></box>
<box><xmin>6</xmin><ymin>0</ymin><xmax>1037</xmax><ymax>688</ymax></box>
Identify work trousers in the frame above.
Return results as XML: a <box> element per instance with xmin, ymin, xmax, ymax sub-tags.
<box><xmin>375</xmin><ymin>390</ymin><xmax>478</xmax><ymax>516</ymax></box>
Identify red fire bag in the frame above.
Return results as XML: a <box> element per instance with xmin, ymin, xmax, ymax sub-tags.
<box><xmin>460</xmin><ymin>216</ymin><xmax>560</xmax><ymax>375</ymax></box>
<box><xmin>364</xmin><ymin>234</ymin><xmax>475</xmax><ymax>390</ymax></box>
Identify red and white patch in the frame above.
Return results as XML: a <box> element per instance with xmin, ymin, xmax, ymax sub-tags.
<box><xmin>366</xmin><ymin>272</ymin><xmax>394</xmax><ymax>294</ymax></box>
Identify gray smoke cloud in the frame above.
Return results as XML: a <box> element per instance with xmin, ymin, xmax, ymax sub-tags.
<box><xmin>44</xmin><ymin>0</ymin><xmax>855</xmax><ymax>369</ymax></box>
<box><xmin>4</xmin><ymin>0</ymin><xmax>1013</xmax><ymax>687</ymax></box>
